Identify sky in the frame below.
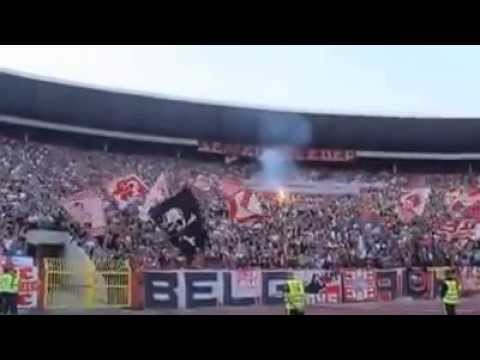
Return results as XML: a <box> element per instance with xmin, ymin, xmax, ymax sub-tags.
<box><xmin>0</xmin><ymin>45</ymin><xmax>480</xmax><ymax>117</ymax></box>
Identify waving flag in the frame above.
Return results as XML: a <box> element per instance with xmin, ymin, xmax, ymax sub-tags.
<box><xmin>228</xmin><ymin>190</ymin><xmax>265</xmax><ymax>223</ymax></box>
<box><xmin>438</xmin><ymin>219</ymin><xmax>478</xmax><ymax>242</ymax></box>
<box><xmin>149</xmin><ymin>188</ymin><xmax>207</xmax><ymax>259</ymax></box>
<box><xmin>397</xmin><ymin>188</ymin><xmax>430</xmax><ymax>223</ymax></box>
<box><xmin>61</xmin><ymin>190</ymin><xmax>106</xmax><ymax>236</ymax></box>
<box><xmin>139</xmin><ymin>174</ymin><xmax>170</xmax><ymax>221</ymax></box>
<box><xmin>107</xmin><ymin>174</ymin><xmax>148</xmax><ymax>209</ymax></box>
<box><xmin>221</xmin><ymin>179</ymin><xmax>265</xmax><ymax>223</ymax></box>
<box><xmin>445</xmin><ymin>185</ymin><xmax>480</xmax><ymax>220</ymax></box>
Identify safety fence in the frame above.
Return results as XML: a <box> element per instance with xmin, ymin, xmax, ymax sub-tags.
<box><xmin>43</xmin><ymin>258</ymin><xmax>131</xmax><ymax>310</ymax></box>
<box><xmin>140</xmin><ymin>267</ymin><xmax>480</xmax><ymax>310</ymax></box>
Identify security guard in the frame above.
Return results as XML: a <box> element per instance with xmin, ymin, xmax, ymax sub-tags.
<box><xmin>283</xmin><ymin>273</ymin><xmax>306</xmax><ymax>315</ymax></box>
<box><xmin>440</xmin><ymin>269</ymin><xmax>461</xmax><ymax>316</ymax></box>
<box><xmin>0</xmin><ymin>269</ymin><xmax>8</xmax><ymax>314</ymax></box>
<box><xmin>2</xmin><ymin>265</ymin><xmax>19</xmax><ymax>315</ymax></box>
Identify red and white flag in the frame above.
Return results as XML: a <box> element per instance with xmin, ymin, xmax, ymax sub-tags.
<box><xmin>220</xmin><ymin>178</ymin><xmax>243</xmax><ymax>198</ymax></box>
<box><xmin>446</xmin><ymin>185</ymin><xmax>480</xmax><ymax>220</ymax></box>
<box><xmin>139</xmin><ymin>174</ymin><xmax>170</xmax><ymax>221</ymax></box>
<box><xmin>398</xmin><ymin>188</ymin><xmax>431</xmax><ymax>223</ymax></box>
<box><xmin>61</xmin><ymin>190</ymin><xmax>107</xmax><ymax>236</ymax></box>
<box><xmin>107</xmin><ymin>174</ymin><xmax>148</xmax><ymax>209</ymax></box>
<box><xmin>227</xmin><ymin>190</ymin><xmax>265</xmax><ymax>223</ymax></box>
<box><xmin>221</xmin><ymin>178</ymin><xmax>265</xmax><ymax>223</ymax></box>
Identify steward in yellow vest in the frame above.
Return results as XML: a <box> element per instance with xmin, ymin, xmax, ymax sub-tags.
<box><xmin>283</xmin><ymin>274</ymin><xmax>306</xmax><ymax>315</ymax></box>
<box><xmin>0</xmin><ymin>270</ymin><xmax>9</xmax><ymax>313</ymax></box>
<box><xmin>440</xmin><ymin>269</ymin><xmax>461</xmax><ymax>316</ymax></box>
<box><xmin>2</xmin><ymin>266</ymin><xmax>19</xmax><ymax>315</ymax></box>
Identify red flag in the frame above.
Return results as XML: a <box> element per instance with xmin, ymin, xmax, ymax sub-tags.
<box><xmin>227</xmin><ymin>190</ymin><xmax>265</xmax><ymax>223</ymax></box>
<box><xmin>398</xmin><ymin>188</ymin><xmax>430</xmax><ymax>223</ymax></box>
<box><xmin>220</xmin><ymin>178</ymin><xmax>243</xmax><ymax>198</ymax></box>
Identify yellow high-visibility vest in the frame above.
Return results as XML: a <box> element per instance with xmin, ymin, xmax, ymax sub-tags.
<box><xmin>286</xmin><ymin>279</ymin><xmax>306</xmax><ymax>310</ymax></box>
<box><xmin>0</xmin><ymin>273</ymin><xmax>9</xmax><ymax>292</ymax></box>
<box><xmin>443</xmin><ymin>280</ymin><xmax>460</xmax><ymax>305</ymax></box>
<box><xmin>3</xmin><ymin>273</ymin><xmax>19</xmax><ymax>294</ymax></box>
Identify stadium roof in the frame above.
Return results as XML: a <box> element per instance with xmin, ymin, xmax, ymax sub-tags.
<box><xmin>0</xmin><ymin>70</ymin><xmax>479</xmax><ymax>153</ymax></box>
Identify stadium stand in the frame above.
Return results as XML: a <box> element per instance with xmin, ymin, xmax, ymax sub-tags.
<box><xmin>0</xmin><ymin>71</ymin><xmax>480</xmax><ymax>274</ymax></box>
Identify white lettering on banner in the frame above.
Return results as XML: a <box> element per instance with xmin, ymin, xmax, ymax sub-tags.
<box><xmin>193</xmin><ymin>280</ymin><xmax>222</xmax><ymax>303</ymax></box>
<box><xmin>267</xmin><ymin>279</ymin><xmax>288</xmax><ymax>300</ymax></box>
<box><xmin>144</xmin><ymin>269</ymin><xmax>415</xmax><ymax>310</ymax></box>
<box><xmin>152</xmin><ymin>280</ymin><xmax>177</xmax><ymax>302</ymax></box>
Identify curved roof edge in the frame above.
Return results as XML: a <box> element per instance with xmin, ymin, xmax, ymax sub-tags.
<box><xmin>1</xmin><ymin>70</ymin><xmax>479</xmax><ymax>153</ymax></box>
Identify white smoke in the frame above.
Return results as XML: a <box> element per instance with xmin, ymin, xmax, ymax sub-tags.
<box><xmin>255</xmin><ymin>112</ymin><xmax>312</xmax><ymax>189</ymax></box>
<box><xmin>258</xmin><ymin>148</ymin><xmax>297</xmax><ymax>188</ymax></box>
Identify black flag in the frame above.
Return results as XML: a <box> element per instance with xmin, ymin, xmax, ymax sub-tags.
<box><xmin>149</xmin><ymin>188</ymin><xmax>207</xmax><ymax>259</ymax></box>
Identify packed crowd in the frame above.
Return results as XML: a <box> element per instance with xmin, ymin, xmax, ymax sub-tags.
<box><xmin>1</xmin><ymin>133</ymin><xmax>480</xmax><ymax>270</ymax></box>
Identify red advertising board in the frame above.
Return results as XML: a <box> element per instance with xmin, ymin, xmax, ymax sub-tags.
<box><xmin>342</xmin><ymin>269</ymin><xmax>377</xmax><ymax>302</ymax></box>
<box><xmin>298</xmin><ymin>270</ymin><xmax>342</xmax><ymax>304</ymax></box>
<box><xmin>376</xmin><ymin>269</ymin><xmax>403</xmax><ymax>302</ymax></box>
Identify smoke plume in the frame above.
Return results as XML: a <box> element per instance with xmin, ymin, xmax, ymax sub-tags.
<box><xmin>255</xmin><ymin>112</ymin><xmax>312</xmax><ymax>188</ymax></box>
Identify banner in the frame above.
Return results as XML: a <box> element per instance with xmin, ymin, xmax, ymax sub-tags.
<box><xmin>459</xmin><ymin>267</ymin><xmax>480</xmax><ymax>296</ymax></box>
<box><xmin>107</xmin><ymin>174</ymin><xmax>148</xmax><ymax>209</ymax></box>
<box><xmin>405</xmin><ymin>268</ymin><xmax>434</xmax><ymax>299</ymax></box>
<box><xmin>198</xmin><ymin>142</ymin><xmax>356</xmax><ymax>162</ymax></box>
<box><xmin>398</xmin><ymin>188</ymin><xmax>430</xmax><ymax>223</ymax></box>
<box><xmin>61</xmin><ymin>190</ymin><xmax>106</xmax><ymax>236</ymax></box>
<box><xmin>437</xmin><ymin>219</ymin><xmax>477</xmax><ymax>242</ymax></box>
<box><xmin>139</xmin><ymin>174</ymin><xmax>170</xmax><ymax>221</ymax></box>
<box><xmin>342</xmin><ymin>270</ymin><xmax>377</xmax><ymax>302</ymax></box>
<box><xmin>376</xmin><ymin>269</ymin><xmax>403</xmax><ymax>302</ymax></box>
<box><xmin>143</xmin><ymin>268</ymin><xmax>460</xmax><ymax>310</ymax></box>
<box><xmin>244</xmin><ymin>179</ymin><xmax>362</xmax><ymax>196</ymax></box>
<box><xmin>0</xmin><ymin>257</ymin><xmax>39</xmax><ymax>309</ymax></box>
<box><xmin>300</xmin><ymin>270</ymin><xmax>342</xmax><ymax>304</ymax></box>
<box><xmin>231</xmin><ymin>270</ymin><xmax>262</xmax><ymax>299</ymax></box>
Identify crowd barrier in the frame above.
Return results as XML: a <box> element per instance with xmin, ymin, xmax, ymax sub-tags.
<box><xmin>142</xmin><ymin>267</ymin><xmax>480</xmax><ymax>310</ymax></box>
<box><xmin>4</xmin><ymin>262</ymin><xmax>478</xmax><ymax>311</ymax></box>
